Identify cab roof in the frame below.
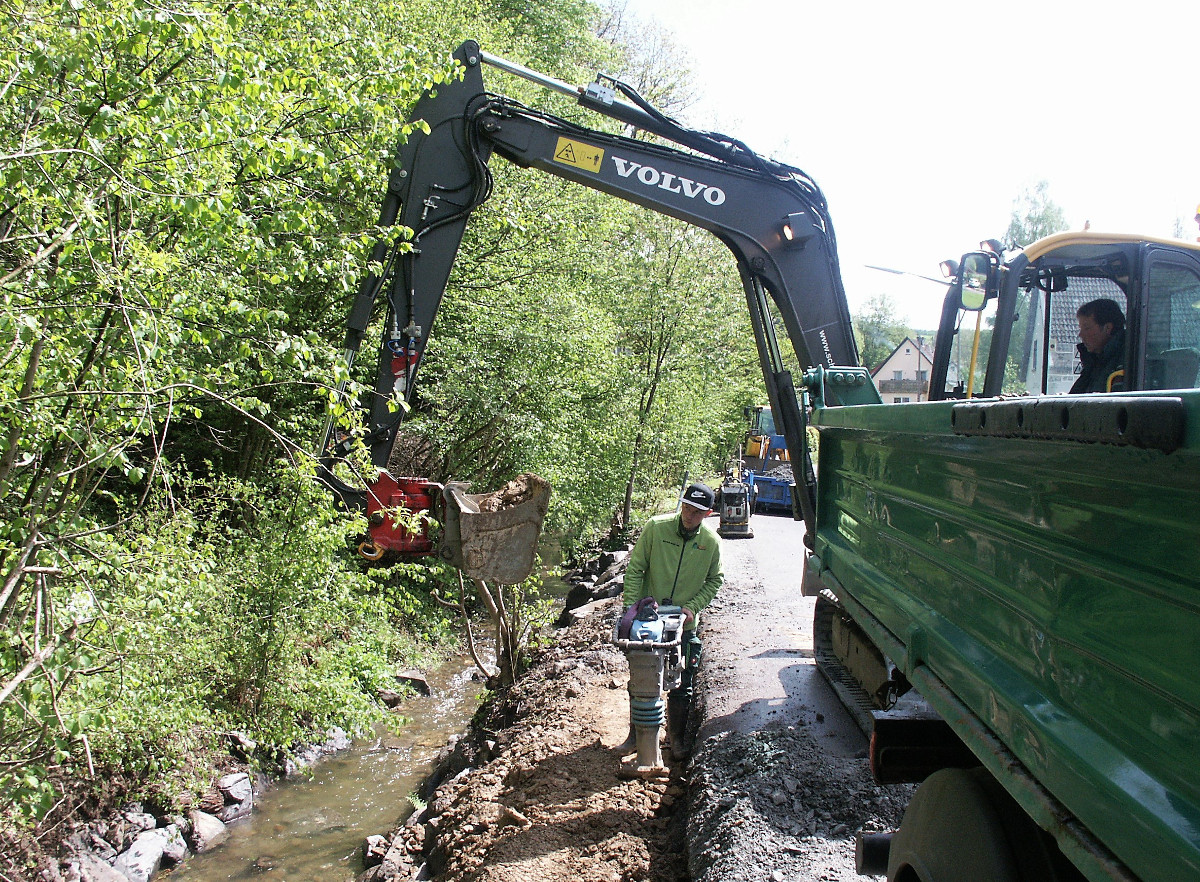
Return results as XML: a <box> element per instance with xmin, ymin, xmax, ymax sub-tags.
<box><xmin>1020</xmin><ymin>231</ymin><xmax>1200</xmax><ymax>263</ymax></box>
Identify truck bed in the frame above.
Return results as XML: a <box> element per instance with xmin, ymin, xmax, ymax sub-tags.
<box><xmin>807</xmin><ymin>394</ymin><xmax>1200</xmax><ymax>882</ymax></box>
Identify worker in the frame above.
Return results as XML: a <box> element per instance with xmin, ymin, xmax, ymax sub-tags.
<box><xmin>1071</xmin><ymin>298</ymin><xmax>1125</xmax><ymax>393</ymax></box>
<box><xmin>621</xmin><ymin>482</ymin><xmax>723</xmax><ymax>759</ymax></box>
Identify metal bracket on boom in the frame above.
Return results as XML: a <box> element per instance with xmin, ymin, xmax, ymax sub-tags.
<box><xmin>583</xmin><ymin>76</ymin><xmax>617</xmax><ymax>107</ymax></box>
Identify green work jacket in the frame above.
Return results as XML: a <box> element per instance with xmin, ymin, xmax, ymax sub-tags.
<box><xmin>622</xmin><ymin>512</ymin><xmax>723</xmax><ymax>631</ymax></box>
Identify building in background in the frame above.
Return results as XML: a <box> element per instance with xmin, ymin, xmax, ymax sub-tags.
<box><xmin>871</xmin><ymin>336</ymin><xmax>934</xmax><ymax>402</ymax></box>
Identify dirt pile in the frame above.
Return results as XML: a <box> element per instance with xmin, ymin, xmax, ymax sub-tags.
<box><xmin>361</xmin><ymin>599</ymin><xmax>690</xmax><ymax>882</ymax></box>
<box><xmin>761</xmin><ymin>464</ymin><xmax>793</xmax><ymax>481</ymax></box>
<box><xmin>473</xmin><ymin>474</ymin><xmax>551</xmax><ymax>513</ymax></box>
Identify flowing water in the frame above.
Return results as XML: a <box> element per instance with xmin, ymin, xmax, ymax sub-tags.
<box><xmin>168</xmin><ymin>655</ymin><xmax>486</xmax><ymax>881</ymax></box>
<box><xmin>170</xmin><ymin>565</ymin><xmax>573</xmax><ymax>881</ymax></box>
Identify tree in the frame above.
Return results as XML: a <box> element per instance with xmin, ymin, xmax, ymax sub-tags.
<box><xmin>0</xmin><ymin>0</ymin><xmax>480</xmax><ymax>821</ymax></box>
<box><xmin>853</xmin><ymin>294</ymin><xmax>911</xmax><ymax>372</ymax></box>
<box><xmin>1005</xmin><ymin>180</ymin><xmax>1069</xmax><ymax>247</ymax></box>
<box><xmin>0</xmin><ymin>0</ymin><xmax>769</xmax><ymax>833</ymax></box>
<box><xmin>596</xmin><ymin>1</ymin><xmax>696</xmax><ymax>118</ymax></box>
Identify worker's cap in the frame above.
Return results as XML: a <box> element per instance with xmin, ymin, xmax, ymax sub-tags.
<box><xmin>681</xmin><ymin>482</ymin><xmax>716</xmax><ymax>511</ymax></box>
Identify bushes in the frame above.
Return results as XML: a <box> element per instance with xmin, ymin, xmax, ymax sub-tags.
<box><xmin>0</xmin><ymin>464</ymin><xmax>460</xmax><ymax>822</ymax></box>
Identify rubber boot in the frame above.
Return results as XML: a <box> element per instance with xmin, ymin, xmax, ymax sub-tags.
<box><xmin>667</xmin><ymin>689</ymin><xmax>690</xmax><ymax>760</ymax></box>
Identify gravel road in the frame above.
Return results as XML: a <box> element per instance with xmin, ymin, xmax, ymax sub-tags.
<box><xmin>685</xmin><ymin>512</ymin><xmax>913</xmax><ymax>882</ymax></box>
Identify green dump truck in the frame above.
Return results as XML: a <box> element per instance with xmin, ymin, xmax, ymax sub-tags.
<box><xmin>802</xmin><ymin>232</ymin><xmax>1200</xmax><ymax>882</ymax></box>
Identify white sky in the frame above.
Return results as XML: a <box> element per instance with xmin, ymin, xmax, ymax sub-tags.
<box><xmin>619</xmin><ymin>0</ymin><xmax>1200</xmax><ymax>328</ymax></box>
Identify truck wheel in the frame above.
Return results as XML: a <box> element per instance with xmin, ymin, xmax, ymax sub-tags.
<box><xmin>887</xmin><ymin>768</ymin><xmax>1081</xmax><ymax>882</ymax></box>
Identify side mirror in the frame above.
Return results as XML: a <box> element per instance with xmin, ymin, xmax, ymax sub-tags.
<box><xmin>951</xmin><ymin>251</ymin><xmax>998</xmax><ymax>311</ymax></box>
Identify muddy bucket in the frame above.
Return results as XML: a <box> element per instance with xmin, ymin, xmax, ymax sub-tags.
<box><xmin>438</xmin><ymin>474</ymin><xmax>551</xmax><ymax>584</ymax></box>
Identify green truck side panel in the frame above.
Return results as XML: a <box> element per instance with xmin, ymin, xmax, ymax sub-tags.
<box><xmin>810</xmin><ymin>396</ymin><xmax>1200</xmax><ymax>882</ymax></box>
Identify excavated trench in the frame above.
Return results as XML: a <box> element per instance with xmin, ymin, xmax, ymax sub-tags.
<box><xmin>162</xmin><ymin>514</ymin><xmax>912</xmax><ymax>882</ymax></box>
<box><xmin>343</xmin><ymin>512</ymin><xmax>912</xmax><ymax>882</ymax></box>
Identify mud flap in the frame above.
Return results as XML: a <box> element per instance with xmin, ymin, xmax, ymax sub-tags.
<box><xmin>438</xmin><ymin>474</ymin><xmax>551</xmax><ymax>584</ymax></box>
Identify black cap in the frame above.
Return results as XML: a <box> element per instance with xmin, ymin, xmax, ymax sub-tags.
<box><xmin>681</xmin><ymin>482</ymin><xmax>716</xmax><ymax>510</ymax></box>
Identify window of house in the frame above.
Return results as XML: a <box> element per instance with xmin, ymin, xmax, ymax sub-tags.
<box><xmin>893</xmin><ymin>370</ymin><xmax>904</xmax><ymax>381</ymax></box>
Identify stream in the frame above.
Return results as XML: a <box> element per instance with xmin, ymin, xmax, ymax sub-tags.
<box><xmin>167</xmin><ymin>655</ymin><xmax>486</xmax><ymax>881</ymax></box>
<box><xmin>169</xmin><ymin>565</ymin><xmax>573</xmax><ymax>881</ymax></box>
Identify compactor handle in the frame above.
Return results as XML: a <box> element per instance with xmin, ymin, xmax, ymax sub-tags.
<box><xmin>612</xmin><ymin>607</ymin><xmax>686</xmax><ymax>651</ymax></box>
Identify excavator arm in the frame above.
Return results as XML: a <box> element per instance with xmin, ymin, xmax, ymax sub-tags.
<box><xmin>320</xmin><ymin>40</ymin><xmax>859</xmax><ymax>549</ymax></box>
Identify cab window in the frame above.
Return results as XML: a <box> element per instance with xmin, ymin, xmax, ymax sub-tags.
<box><xmin>1002</xmin><ymin>277</ymin><xmax>1127</xmax><ymax>395</ymax></box>
<box><xmin>1144</xmin><ymin>261</ymin><xmax>1200</xmax><ymax>390</ymax></box>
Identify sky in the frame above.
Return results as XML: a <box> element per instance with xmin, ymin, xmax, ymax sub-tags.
<box><xmin>615</xmin><ymin>0</ymin><xmax>1200</xmax><ymax>329</ymax></box>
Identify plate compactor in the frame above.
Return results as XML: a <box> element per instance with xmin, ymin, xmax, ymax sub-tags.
<box><xmin>717</xmin><ymin>460</ymin><xmax>754</xmax><ymax>539</ymax></box>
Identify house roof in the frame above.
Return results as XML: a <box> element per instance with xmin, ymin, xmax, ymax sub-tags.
<box><xmin>869</xmin><ymin>335</ymin><xmax>934</xmax><ymax>376</ymax></box>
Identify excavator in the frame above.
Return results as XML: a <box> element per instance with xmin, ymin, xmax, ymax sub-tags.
<box><xmin>319</xmin><ymin>39</ymin><xmax>1200</xmax><ymax>882</ymax></box>
<box><xmin>315</xmin><ymin>39</ymin><xmax>857</xmax><ymax>571</ymax></box>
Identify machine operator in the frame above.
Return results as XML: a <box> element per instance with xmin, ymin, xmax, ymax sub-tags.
<box><xmin>1071</xmin><ymin>298</ymin><xmax>1126</xmax><ymax>394</ymax></box>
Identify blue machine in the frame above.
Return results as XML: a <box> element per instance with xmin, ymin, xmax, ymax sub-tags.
<box><xmin>741</xmin><ymin>406</ymin><xmax>794</xmax><ymax>513</ymax></box>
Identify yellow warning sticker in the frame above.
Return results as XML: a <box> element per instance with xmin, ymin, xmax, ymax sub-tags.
<box><xmin>553</xmin><ymin>137</ymin><xmax>604</xmax><ymax>173</ymax></box>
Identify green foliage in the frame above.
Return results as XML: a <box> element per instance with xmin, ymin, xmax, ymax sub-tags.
<box><xmin>854</xmin><ymin>293</ymin><xmax>913</xmax><ymax>372</ymax></box>
<box><xmin>0</xmin><ymin>0</ymin><xmax>476</xmax><ymax>821</ymax></box>
<box><xmin>41</xmin><ymin>465</ymin><xmax>455</xmax><ymax>802</ymax></box>
<box><xmin>411</xmin><ymin>179</ymin><xmax>763</xmax><ymax>551</ymax></box>
<box><xmin>0</xmin><ymin>0</ymin><xmax>784</xmax><ymax>829</ymax></box>
<box><xmin>1005</xmin><ymin>180</ymin><xmax>1069</xmax><ymax>247</ymax></box>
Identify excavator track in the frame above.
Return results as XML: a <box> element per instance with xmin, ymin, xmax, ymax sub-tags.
<box><xmin>812</xmin><ymin>589</ymin><xmax>885</xmax><ymax>738</ymax></box>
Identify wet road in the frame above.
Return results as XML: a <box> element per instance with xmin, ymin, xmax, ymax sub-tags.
<box><xmin>697</xmin><ymin>510</ymin><xmax>864</xmax><ymax>755</ymax></box>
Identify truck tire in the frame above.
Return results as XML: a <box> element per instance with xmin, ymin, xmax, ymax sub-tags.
<box><xmin>887</xmin><ymin>767</ymin><xmax>1082</xmax><ymax>882</ymax></box>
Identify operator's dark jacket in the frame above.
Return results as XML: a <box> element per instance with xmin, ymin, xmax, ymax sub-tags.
<box><xmin>622</xmin><ymin>513</ymin><xmax>723</xmax><ymax>632</ymax></box>
<box><xmin>1071</xmin><ymin>330</ymin><xmax>1125</xmax><ymax>394</ymax></box>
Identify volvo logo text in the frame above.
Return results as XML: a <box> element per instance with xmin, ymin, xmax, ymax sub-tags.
<box><xmin>610</xmin><ymin>157</ymin><xmax>726</xmax><ymax>206</ymax></box>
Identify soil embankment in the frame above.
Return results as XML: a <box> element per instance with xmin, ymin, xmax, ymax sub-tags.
<box><xmin>363</xmin><ymin>602</ymin><xmax>688</xmax><ymax>882</ymax></box>
<box><xmin>365</xmin><ymin>513</ymin><xmax>913</xmax><ymax>882</ymax></box>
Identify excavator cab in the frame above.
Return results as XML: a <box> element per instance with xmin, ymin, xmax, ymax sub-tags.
<box><xmin>929</xmin><ymin>232</ymin><xmax>1200</xmax><ymax>402</ymax></box>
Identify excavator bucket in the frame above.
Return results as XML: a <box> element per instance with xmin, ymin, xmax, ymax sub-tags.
<box><xmin>438</xmin><ymin>474</ymin><xmax>551</xmax><ymax>584</ymax></box>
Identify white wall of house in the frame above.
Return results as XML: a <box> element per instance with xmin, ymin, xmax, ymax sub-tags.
<box><xmin>871</xmin><ymin>336</ymin><xmax>933</xmax><ymax>403</ymax></box>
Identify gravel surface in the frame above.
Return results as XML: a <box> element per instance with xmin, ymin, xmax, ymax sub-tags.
<box><xmin>685</xmin><ymin>512</ymin><xmax>914</xmax><ymax>882</ymax></box>
<box><xmin>361</xmin><ymin>513</ymin><xmax>916</xmax><ymax>882</ymax></box>
<box><xmin>687</xmin><ymin>722</ymin><xmax>910</xmax><ymax>882</ymax></box>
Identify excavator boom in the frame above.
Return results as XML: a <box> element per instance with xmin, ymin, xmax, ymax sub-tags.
<box><xmin>320</xmin><ymin>40</ymin><xmax>860</xmax><ymax>552</ymax></box>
